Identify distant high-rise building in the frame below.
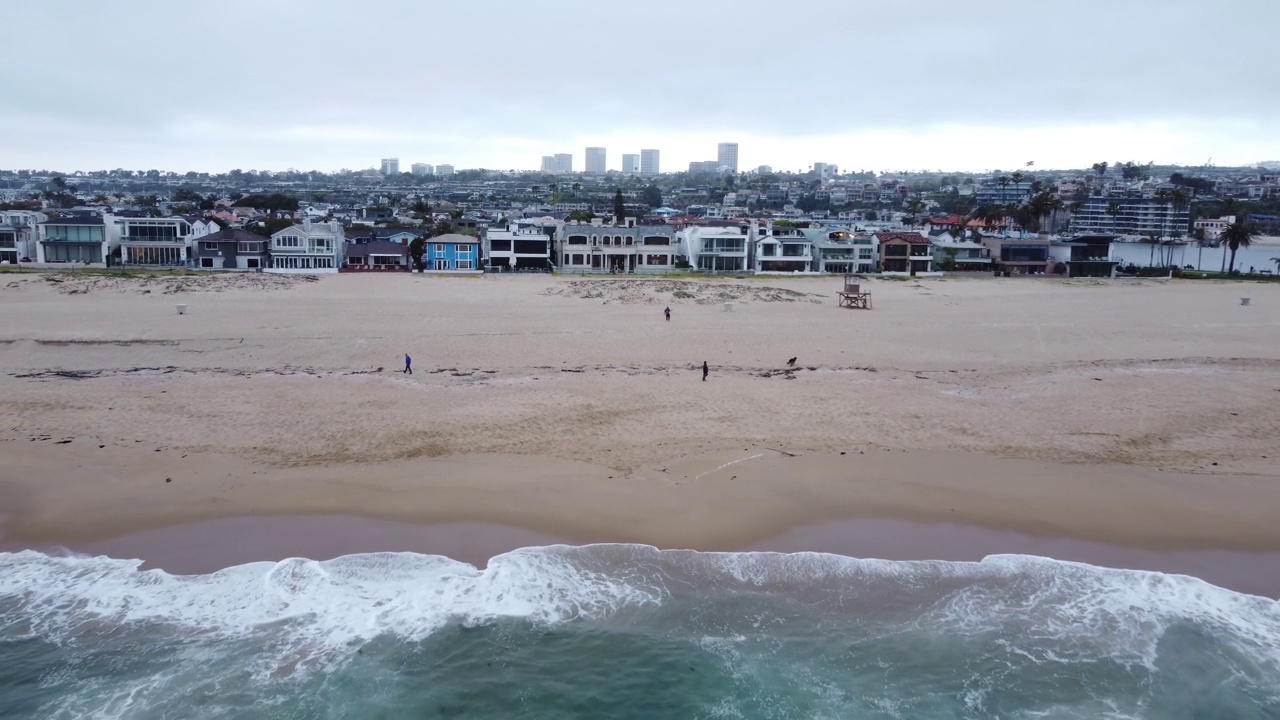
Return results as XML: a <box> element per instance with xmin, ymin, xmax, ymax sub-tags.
<box><xmin>689</xmin><ymin>160</ymin><xmax>722</xmax><ymax>174</ymax></box>
<box><xmin>380</xmin><ymin>158</ymin><xmax>400</xmax><ymax>175</ymax></box>
<box><xmin>757</xmin><ymin>165</ymin><xmax>772</xmax><ymax>174</ymax></box>
<box><xmin>585</xmin><ymin>147</ymin><xmax>607</xmax><ymax>174</ymax></box>
<box><xmin>622</xmin><ymin>154</ymin><xmax>640</xmax><ymax>173</ymax></box>
<box><xmin>436</xmin><ymin>164</ymin><xmax>455</xmax><ymax>177</ymax></box>
<box><xmin>554</xmin><ymin>153</ymin><xmax>573</xmax><ymax>173</ymax></box>
<box><xmin>641</xmin><ymin>149</ymin><xmax>660</xmax><ymax>176</ymax></box>
<box><xmin>813</xmin><ymin>162</ymin><xmax>837</xmax><ymax>179</ymax></box>
<box><xmin>411</xmin><ymin>163</ymin><xmax>434</xmax><ymax>176</ymax></box>
<box><xmin>541</xmin><ymin>156</ymin><xmax>557</xmax><ymax>173</ymax></box>
<box><xmin>716</xmin><ymin>143</ymin><xmax>738</xmax><ymax>173</ymax></box>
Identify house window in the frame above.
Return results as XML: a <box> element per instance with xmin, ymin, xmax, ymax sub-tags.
<box><xmin>563</xmin><ymin>254</ymin><xmax>570</xmax><ymax>265</ymax></box>
<box><xmin>434</xmin><ymin>244</ymin><xmax>445</xmax><ymax>254</ymax></box>
<box><xmin>456</xmin><ymin>259</ymin><xmax>473</xmax><ymax>270</ymax></box>
<box><xmin>237</xmin><ymin>242</ymin><xmax>260</xmax><ymax>253</ymax></box>
<box><xmin>246</xmin><ymin>258</ymin><xmax>260</xmax><ymax>269</ymax></box>
<box><xmin>200</xmin><ymin>257</ymin><xmax>214</xmax><ymax>268</ymax></box>
<box><xmin>276</xmin><ymin>235</ymin><xmax>301</xmax><ymax>248</ymax></box>
<box><xmin>434</xmin><ymin>259</ymin><xmax>450</xmax><ymax>270</ymax></box>
<box><xmin>859</xmin><ymin>249</ymin><xmax>872</xmax><ymax>259</ymax></box>
<box><xmin>203</xmin><ymin>242</ymin><xmax>219</xmax><ymax>251</ymax></box>
<box><xmin>456</xmin><ymin>246</ymin><xmax>473</xmax><ymax>256</ymax></box>
<box><xmin>572</xmin><ymin>254</ymin><xmax>584</xmax><ymax>265</ymax></box>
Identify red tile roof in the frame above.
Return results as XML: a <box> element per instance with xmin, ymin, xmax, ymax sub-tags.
<box><xmin>873</xmin><ymin>232</ymin><xmax>932</xmax><ymax>244</ymax></box>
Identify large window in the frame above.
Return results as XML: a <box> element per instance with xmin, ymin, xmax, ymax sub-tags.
<box><xmin>44</xmin><ymin>225</ymin><xmax>104</xmax><ymax>242</ymax></box>
<box><xmin>567</xmin><ymin>235</ymin><xmax>587</xmax><ymax>245</ymax></box>
<box><xmin>434</xmin><ymin>259</ymin><xmax>450</xmax><ymax>270</ymax></box>
<box><xmin>43</xmin><ymin>243</ymin><xmax>103</xmax><ymax>263</ymax></box>
<box><xmin>456</xmin><ymin>259</ymin><xmax>474</xmax><ymax>270</ymax></box>
<box><xmin>276</xmin><ymin>235</ymin><xmax>301</xmax><ymax>248</ymax></box>
<box><xmin>490</xmin><ymin>240</ymin><xmax>512</xmax><ymax>251</ymax></box>
<box><xmin>238</xmin><ymin>241</ymin><xmax>261</xmax><ymax>253</ymax></box>
<box><xmin>883</xmin><ymin>244</ymin><xmax>908</xmax><ymax>257</ymax></box>
<box><xmin>124</xmin><ymin>224</ymin><xmax>179</xmax><ymax>240</ymax></box>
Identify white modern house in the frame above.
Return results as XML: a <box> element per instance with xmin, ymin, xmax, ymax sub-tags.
<box><xmin>806</xmin><ymin>227</ymin><xmax>878</xmax><ymax>274</ymax></box>
<box><xmin>36</xmin><ymin>214</ymin><xmax>120</xmax><ymax>266</ymax></box>
<box><xmin>753</xmin><ymin>222</ymin><xmax>816</xmax><ymax>273</ymax></box>
<box><xmin>681</xmin><ymin>225</ymin><xmax>751</xmax><ymax>273</ymax></box>
<box><xmin>0</xmin><ymin>210</ymin><xmax>48</xmax><ymax>264</ymax></box>
<box><xmin>484</xmin><ymin>222</ymin><xmax>553</xmax><ymax>271</ymax></box>
<box><xmin>117</xmin><ymin>216</ymin><xmax>195</xmax><ymax>267</ymax></box>
<box><xmin>267</xmin><ymin>219</ymin><xmax>343</xmax><ymax>273</ymax></box>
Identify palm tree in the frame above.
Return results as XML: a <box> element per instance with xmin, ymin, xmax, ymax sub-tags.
<box><xmin>1220</xmin><ymin>221</ymin><xmax>1255</xmax><ymax>274</ymax></box>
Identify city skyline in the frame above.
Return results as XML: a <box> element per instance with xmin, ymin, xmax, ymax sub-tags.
<box><xmin>2</xmin><ymin>1</ymin><xmax>1278</xmax><ymax>174</ymax></box>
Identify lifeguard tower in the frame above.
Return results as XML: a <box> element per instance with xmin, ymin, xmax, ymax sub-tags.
<box><xmin>837</xmin><ymin>274</ymin><xmax>872</xmax><ymax>309</ymax></box>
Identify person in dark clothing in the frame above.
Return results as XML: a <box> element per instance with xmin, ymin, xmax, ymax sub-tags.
<box><xmin>665</xmin><ymin>306</ymin><xmax>671</xmax><ymax>322</ymax></box>
<box><xmin>702</xmin><ymin>361</ymin><xmax>709</xmax><ymax>381</ymax></box>
<box><xmin>404</xmin><ymin>354</ymin><xmax>413</xmax><ymax>374</ymax></box>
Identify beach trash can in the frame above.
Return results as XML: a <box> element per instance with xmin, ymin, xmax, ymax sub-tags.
<box><xmin>1241</xmin><ymin>297</ymin><xmax>1251</xmax><ymax>306</ymax></box>
<box><xmin>176</xmin><ymin>304</ymin><xmax>187</xmax><ymax>315</ymax></box>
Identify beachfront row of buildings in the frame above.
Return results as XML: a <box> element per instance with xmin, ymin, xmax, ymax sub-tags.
<box><xmin>1</xmin><ymin>210</ymin><xmax>1125</xmax><ymax>278</ymax></box>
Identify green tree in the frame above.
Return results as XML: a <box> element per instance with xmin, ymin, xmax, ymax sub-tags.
<box><xmin>614</xmin><ymin>188</ymin><xmax>625</xmax><ymax>220</ymax></box>
<box><xmin>1220</xmin><ymin>221</ymin><xmax>1255</xmax><ymax>274</ymax></box>
<box><xmin>1091</xmin><ymin>162</ymin><xmax>1108</xmax><ymax>180</ymax></box>
<box><xmin>409</xmin><ymin>237</ymin><xmax>426</xmax><ymax>272</ymax></box>
<box><xmin>567</xmin><ymin>210</ymin><xmax>596</xmax><ymax>222</ymax></box>
<box><xmin>642</xmin><ymin>184</ymin><xmax>662</xmax><ymax>207</ymax></box>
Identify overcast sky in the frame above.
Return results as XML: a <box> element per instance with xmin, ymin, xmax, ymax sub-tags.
<box><xmin>3</xmin><ymin>0</ymin><xmax>1278</xmax><ymax>174</ymax></box>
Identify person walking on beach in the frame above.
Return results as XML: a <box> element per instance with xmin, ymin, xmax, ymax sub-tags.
<box><xmin>702</xmin><ymin>361</ymin><xmax>709</xmax><ymax>381</ymax></box>
<box><xmin>665</xmin><ymin>306</ymin><xmax>671</xmax><ymax>322</ymax></box>
<box><xmin>404</xmin><ymin>353</ymin><xmax>413</xmax><ymax>374</ymax></box>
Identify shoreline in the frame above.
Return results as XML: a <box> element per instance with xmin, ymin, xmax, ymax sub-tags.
<box><xmin>3</xmin><ymin>442</ymin><xmax>1280</xmax><ymax>551</ymax></box>
<box><xmin>4</xmin><ymin>514</ymin><xmax>1278</xmax><ymax>599</ymax></box>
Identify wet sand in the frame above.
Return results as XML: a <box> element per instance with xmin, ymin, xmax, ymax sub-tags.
<box><xmin>5</xmin><ymin>514</ymin><xmax>1277</xmax><ymax>598</ymax></box>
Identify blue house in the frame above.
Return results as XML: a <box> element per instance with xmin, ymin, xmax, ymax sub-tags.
<box><xmin>422</xmin><ymin>233</ymin><xmax>481</xmax><ymax>273</ymax></box>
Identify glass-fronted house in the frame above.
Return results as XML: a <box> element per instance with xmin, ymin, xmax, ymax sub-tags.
<box><xmin>37</xmin><ymin>216</ymin><xmax>117</xmax><ymax>265</ymax></box>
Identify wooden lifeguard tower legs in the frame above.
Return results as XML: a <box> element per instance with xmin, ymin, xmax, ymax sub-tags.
<box><xmin>837</xmin><ymin>274</ymin><xmax>872</xmax><ymax>309</ymax></box>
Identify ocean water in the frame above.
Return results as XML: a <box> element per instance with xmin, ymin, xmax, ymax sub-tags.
<box><xmin>1</xmin><ymin>546</ymin><xmax>1277</xmax><ymax>719</ymax></box>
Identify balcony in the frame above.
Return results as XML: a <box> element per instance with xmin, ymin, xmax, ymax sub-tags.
<box><xmin>122</xmin><ymin>235</ymin><xmax>184</xmax><ymax>245</ymax></box>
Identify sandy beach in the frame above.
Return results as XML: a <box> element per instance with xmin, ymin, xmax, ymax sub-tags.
<box><xmin>2</xmin><ymin>271</ymin><xmax>1279</xmax><ymax>591</ymax></box>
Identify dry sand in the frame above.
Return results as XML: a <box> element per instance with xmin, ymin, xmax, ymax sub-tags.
<box><xmin>2</xmin><ymin>270</ymin><xmax>1279</xmax><ymax>583</ymax></box>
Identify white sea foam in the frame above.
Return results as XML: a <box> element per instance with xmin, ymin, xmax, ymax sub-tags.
<box><xmin>4</xmin><ymin>546</ymin><xmax>1280</xmax><ymax>719</ymax></box>
<box><xmin>3</xmin><ymin>546</ymin><xmax>1279</xmax><ymax>710</ymax></box>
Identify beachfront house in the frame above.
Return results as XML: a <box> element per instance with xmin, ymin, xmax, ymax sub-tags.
<box><xmin>191</xmin><ymin>228</ymin><xmax>268</xmax><ymax>270</ymax></box>
<box><xmin>343</xmin><ymin>239</ymin><xmax>410</xmax><ymax>271</ymax></box>
<box><xmin>558</xmin><ymin>218</ymin><xmax>679</xmax><ymax>274</ymax></box>
<box><xmin>117</xmin><ymin>216</ymin><xmax>194</xmax><ymax>267</ymax></box>
<box><xmin>267</xmin><ymin>219</ymin><xmax>343</xmax><ymax>273</ymax></box>
<box><xmin>681</xmin><ymin>225</ymin><xmax>751</xmax><ymax>273</ymax></box>
<box><xmin>930</xmin><ymin>232</ymin><xmax>992</xmax><ymax>271</ymax></box>
<box><xmin>983</xmin><ymin>233</ymin><xmax>1052</xmax><ymax>275</ymax></box>
<box><xmin>421</xmin><ymin>233</ymin><xmax>482</xmax><ymax>273</ymax></box>
<box><xmin>874</xmin><ymin>232</ymin><xmax>934</xmax><ymax>274</ymax></box>
<box><xmin>36</xmin><ymin>214</ymin><xmax>119</xmax><ymax>266</ymax></box>
<box><xmin>754</xmin><ymin>223</ymin><xmax>816</xmax><ymax>274</ymax></box>
<box><xmin>806</xmin><ymin>228</ymin><xmax>878</xmax><ymax>274</ymax></box>
<box><xmin>1049</xmin><ymin>234</ymin><xmax>1120</xmax><ymax>277</ymax></box>
<box><xmin>485</xmin><ymin>222</ymin><xmax>554</xmax><ymax>272</ymax></box>
<box><xmin>0</xmin><ymin>210</ymin><xmax>47</xmax><ymax>264</ymax></box>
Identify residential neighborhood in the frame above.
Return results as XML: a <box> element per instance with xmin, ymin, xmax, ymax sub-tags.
<box><xmin>4</xmin><ymin>154</ymin><xmax>1279</xmax><ymax>278</ymax></box>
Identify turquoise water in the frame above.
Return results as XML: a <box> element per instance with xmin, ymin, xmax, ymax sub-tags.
<box><xmin>1</xmin><ymin>546</ymin><xmax>1278</xmax><ymax>719</ymax></box>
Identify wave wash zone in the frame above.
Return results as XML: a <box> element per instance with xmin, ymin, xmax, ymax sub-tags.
<box><xmin>1</xmin><ymin>545</ymin><xmax>1278</xmax><ymax>719</ymax></box>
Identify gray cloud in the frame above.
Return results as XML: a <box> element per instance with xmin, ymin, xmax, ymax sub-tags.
<box><xmin>2</xmin><ymin>0</ymin><xmax>1278</xmax><ymax>171</ymax></box>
